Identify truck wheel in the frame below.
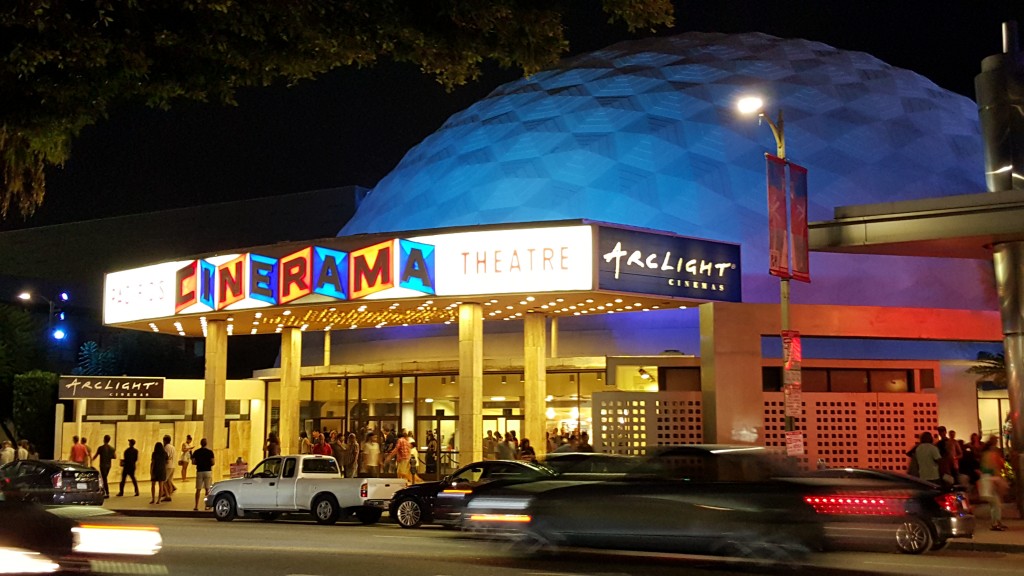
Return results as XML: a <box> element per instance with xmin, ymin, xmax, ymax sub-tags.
<box><xmin>213</xmin><ymin>494</ymin><xmax>237</xmax><ymax>522</ymax></box>
<box><xmin>356</xmin><ymin>508</ymin><xmax>383</xmax><ymax>525</ymax></box>
<box><xmin>393</xmin><ymin>498</ymin><xmax>423</xmax><ymax>528</ymax></box>
<box><xmin>312</xmin><ymin>495</ymin><xmax>339</xmax><ymax>525</ymax></box>
<box><xmin>895</xmin><ymin>517</ymin><xmax>933</xmax><ymax>554</ymax></box>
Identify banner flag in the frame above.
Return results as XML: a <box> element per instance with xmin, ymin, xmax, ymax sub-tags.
<box><xmin>766</xmin><ymin>154</ymin><xmax>790</xmax><ymax>278</ymax></box>
<box><xmin>789</xmin><ymin>162</ymin><xmax>810</xmax><ymax>283</ymax></box>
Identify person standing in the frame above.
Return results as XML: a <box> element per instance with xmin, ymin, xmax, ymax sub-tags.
<box><xmin>342</xmin><ymin>432</ymin><xmax>360</xmax><ymax>478</ymax></box>
<box><xmin>408</xmin><ymin>439</ymin><xmax>425</xmax><ymax>484</ymax></box>
<box><xmin>483</xmin><ymin>431</ymin><xmax>496</xmax><ymax>460</ymax></box>
<box><xmin>79</xmin><ymin>438</ymin><xmax>93</xmax><ymax>466</ymax></box>
<box><xmin>150</xmin><ymin>442</ymin><xmax>168</xmax><ymax>504</ymax></box>
<box><xmin>265</xmin><ymin>433</ymin><xmax>281</xmax><ymax>457</ymax></box>
<box><xmin>180</xmin><ymin>435</ymin><xmax>194</xmax><ymax>483</ymax></box>
<box><xmin>162</xmin><ymin>435</ymin><xmax>176</xmax><ymax>499</ymax></box>
<box><xmin>361</xmin><ymin>432</ymin><xmax>381</xmax><ymax>477</ymax></box>
<box><xmin>27</xmin><ymin>443</ymin><xmax>39</xmax><ymax>460</ymax></box>
<box><xmin>118</xmin><ymin>439</ymin><xmax>139</xmax><ymax>497</ymax></box>
<box><xmin>92</xmin><ymin>435</ymin><xmax>117</xmax><ymax>498</ymax></box>
<box><xmin>911</xmin><ymin>431</ymin><xmax>942</xmax><ymax>483</ymax></box>
<box><xmin>0</xmin><ymin>441</ymin><xmax>13</xmax><ymax>465</ymax></box>
<box><xmin>191</xmin><ymin>438</ymin><xmax>215</xmax><ymax>511</ymax></box>
<box><xmin>496</xmin><ymin>432</ymin><xmax>515</xmax><ymax>460</ymax></box>
<box><xmin>16</xmin><ymin>439</ymin><xmax>29</xmax><ymax>461</ymax></box>
<box><xmin>298</xmin><ymin>431</ymin><xmax>312</xmax><ymax>454</ymax></box>
<box><xmin>425</xmin><ymin>430</ymin><xmax>438</xmax><ymax>475</ymax></box>
<box><xmin>518</xmin><ymin>438</ymin><xmax>536</xmax><ymax>462</ymax></box>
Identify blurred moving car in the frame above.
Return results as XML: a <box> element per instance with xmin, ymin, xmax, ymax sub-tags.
<box><xmin>461</xmin><ymin>445</ymin><xmax>975</xmax><ymax>557</ymax></box>
<box><xmin>0</xmin><ymin>460</ymin><xmax>104</xmax><ymax>505</ymax></box>
<box><xmin>800</xmin><ymin>466</ymin><xmax>974</xmax><ymax>552</ymax></box>
<box><xmin>0</xmin><ymin>497</ymin><xmax>162</xmax><ymax>574</ymax></box>
<box><xmin>389</xmin><ymin>460</ymin><xmax>556</xmax><ymax>528</ymax></box>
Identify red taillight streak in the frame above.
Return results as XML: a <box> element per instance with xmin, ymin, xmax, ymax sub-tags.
<box><xmin>935</xmin><ymin>493</ymin><xmax>960</xmax><ymax>514</ymax></box>
<box><xmin>804</xmin><ymin>495</ymin><xmax>904</xmax><ymax>516</ymax></box>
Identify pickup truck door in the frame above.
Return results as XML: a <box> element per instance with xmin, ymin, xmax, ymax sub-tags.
<box><xmin>275</xmin><ymin>458</ymin><xmax>300</xmax><ymax>508</ymax></box>
<box><xmin>238</xmin><ymin>457</ymin><xmax>283</xmax><ymax>510</ymax></box>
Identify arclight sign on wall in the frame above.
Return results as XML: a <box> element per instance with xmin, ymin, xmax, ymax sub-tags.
<box><xmin>103</xmin><ymin>223</ymin><xmax>742</xmax><ymax>326</ymax></box>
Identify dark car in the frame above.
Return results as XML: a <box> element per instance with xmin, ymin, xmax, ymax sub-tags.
<box><xmin>389</xmin><ymin>460</ymin><xmax>556</xmax><ymax>528</ymax></box>
<box><xmin>0</xmin><ymin>497</ymin><xmax>162</xmax><ymax>573</ymax></box>
<box><xmin>0</xmin><ymin>460</ymin><xmax>104</xmax><ymax>505</ymax></box>
<box><xmin>801</xmin><ymin>466</ymin><xmax>974</xmax><ymax>552</ymax></box>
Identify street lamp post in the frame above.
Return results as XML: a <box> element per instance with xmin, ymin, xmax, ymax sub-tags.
<box><xmin>18</xmin><ymin>291</ymin><xmax>69</xmax><ymax>341</ymax></box>
<box><xmin>738</xmin><ymin>96</ymin><xmax>807</xmax><ymax>453</ymax></box>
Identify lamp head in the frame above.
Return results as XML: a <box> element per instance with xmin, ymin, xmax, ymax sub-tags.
<box><xmin>736</xmin><ymin>95</ymin><xmax>765</xmax><ymax>116</ymax></box>
<box><xmin>17</xmin><ymin>292</ymin><xmax>31</xmax><ymax>301</ymax></box>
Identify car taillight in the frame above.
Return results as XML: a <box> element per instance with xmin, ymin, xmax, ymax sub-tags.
<box><xmin>935</xmin><ymin>493</ymin><xmax>960</xmax><ymax>514</ymax></box>
<box><xmin>360</xmin><ymin>482</ymin><xmax>367</xmax><ymax>499</ymax></box>
<box><xmin>804</xmin><ymin>495</ymin><xmax>904</xmax><ymax>516</ymax></box>
<box><xmin>51</xmin><ymin>472</ymin><xmax>63</xmax><ymax>490</ymax></box>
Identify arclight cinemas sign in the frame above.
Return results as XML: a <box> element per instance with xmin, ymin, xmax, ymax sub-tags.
<box><xmin>103</xmin><ymin>226</ymin><xmax>594</xmax><ymax>324</ymax></box>
<box><xmin>59</xmin><ymin>376</ymin><xmax>165</xmax><ymax>399</ymax></box>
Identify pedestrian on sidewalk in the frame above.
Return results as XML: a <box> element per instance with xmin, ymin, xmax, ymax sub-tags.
<box><xmin>118</xmin><ymin>439</ymin><xmax>139</xmax><ymax>497</ymax></box>
<box><xmin>150</xmin><ymin>442</ymin><xmax>168</xmax><ymax>504</ymax></box>
<box><xmin>80</xmin><ymin>438</ymin><xmax>93</xmax><ymax>465</ymax></box>
<box><xmin>191</xmin><ymin>438</ymin><xmax>215</xmax><ymax>511</ymax></box>
<box><xmin>92</xmin><ymin>435</ymin><xmax>117</xmax><ymax>498</ymax></box>
<box><xmin>69</xmin><ymin>436</ymin><xmax>85</xmax><ymax>464</ymax></box>
<box><xmin>979</xmin><ymin>435</ymin><xmax>1009</xmax><ymax>531</ymax></box>
<box><xmin>179</xmin><ymin>435</ymin><xmax>194</xmax><ymax>483</ymax></box>
<box><xmin>16</xmin><ymin>439</ymin><xmax>29</xmax><ymax>461</ymax></box>
<box><xmin>162</xmin><ymin>435</ymin><xmax>176</xmax><ymax>500</ymax></box>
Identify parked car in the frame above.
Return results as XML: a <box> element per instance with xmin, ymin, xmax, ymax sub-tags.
<box><xmin>389</xmin><ymin>460</ymin><xmax>557</xmax><ymax>528</ymax></box>
<box><xmin>0</xmin><ymin>459</ymin><xmax>104</xmax><ymax>505</ymax></box>
<box><xmin>207</xmin><ymin>454</ymin><xmax>405</xmax><ymax>525</ymax></box>
<box><xmin>0</xmin><ymin>495</ymin><xmax>162</xmax><ymax>573</ymax></box>
<box><xmin>800</xmin><ymin>466</ymin><xmax>974</xmax><ymax>552</ymax></box>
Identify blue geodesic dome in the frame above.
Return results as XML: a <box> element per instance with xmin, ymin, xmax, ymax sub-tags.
<box><xmin>341</xmin><ymin>32</ymin><xmax>995</xmax><ymax>309</ymax></box>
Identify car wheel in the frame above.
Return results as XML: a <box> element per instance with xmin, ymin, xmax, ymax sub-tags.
<box><xmin>259</xmin><ymin>512</ymin><xmax>281</xmax><ymax>522</ymax></box>
<box><xmin>930</xmin><ymin>538</ymin><xmax>950</xmax><ymax>552</ymax></box>
<box><xmin>213</xmin><ymin>494</ymin><xmax>237</xmax><ymax>522</ymax></box>
<box><xmin>312</xmin><ymin>496</ymin><xmax>339</xmax><ymax>525</ymax></box>
<box><xmin>393</xmin><ymin>498</ymin><xmax>423</xmax><ymax>529</ymax></box>
<box><xmin>895</xmin><ymin>517</ymin><xmax>933</xmax><ymax>554</ymax></box>
<box><xmin>356</xmin><ymin>507</ymin><xmax>383</xmax><ymax>525</ymax></box>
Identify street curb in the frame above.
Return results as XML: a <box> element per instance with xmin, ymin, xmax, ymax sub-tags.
<box><xmin>116</xmin><ymin>509</ymin><xmax>211</xmax><ymax>519</ymax></box>
<box><xmin>948</xmin><ymin>541</ymin><xmax>1024</xmax><ymax>554</ymax></box>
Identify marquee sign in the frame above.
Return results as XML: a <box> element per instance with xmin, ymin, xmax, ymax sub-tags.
<box><xmin>104</xmin><ymin>225</ymin><xmax>594</xmax><ymax>324</ymax></box>
<box><xmin>597</xmin><ymin>226</ymin><xmax>741</xmax><ymax>302</ymax></box>
<box><xmin>59</xmin><ymin>376</ymin><xmax>165</xmax><ymax>399</ymax></box>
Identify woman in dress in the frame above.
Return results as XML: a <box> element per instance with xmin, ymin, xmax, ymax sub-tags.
<box><xmin>150</xmin><ymin>442</ymin><xmax>168</xmax><ymax>504</ymax></box>
<box><xmin>179</xmin><ymin>435</ymin><xmax>194</xmax><ymax>483</ymax></box>
<box><xmin>342</xmin><ymin>433</ymin><xmax>360</xmax><ymax>478</ymax></box>
<box><xmin>265</xmin><ymin>433</ymin><xmax>281</xmax><ymax>457</ymax></box>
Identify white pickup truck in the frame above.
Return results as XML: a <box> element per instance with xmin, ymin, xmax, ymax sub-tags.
<box><xmin>206</xmin><ymin>454</ymin><xmax>406</xmax><ymax>525</ymax></box>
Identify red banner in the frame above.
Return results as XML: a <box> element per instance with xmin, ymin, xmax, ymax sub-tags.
<box><xmin>766</xmin><ymin>154</ymin><xmax>789</xmax><ymax>278</ymax></box>
<box><xmin>788</xmin><ymin>162</ymin><xmax>810</xmax><ymax>283</ymax></box>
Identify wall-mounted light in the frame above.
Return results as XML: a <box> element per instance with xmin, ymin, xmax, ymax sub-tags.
<box><xmin>388</xmin><ymin>377</ymin><xmax>395</xmax><ymax>387</ymax></box>
<box><xmin>597</xmin><ymin>373</ymin><xmax>603</xmax><ymax>382</ymax></box>
<box><xmin>441</xmin><ymin>377</ymin><xmax>447</xmax><ymax>385</ymax></box>
<box><xmin>501</xmin><ymin>375</ymin><xmax>507</xmax><ymax>384</ymax></box>
<box><xmin>638</xmin><ymin>368</ymin><xmax>653</xmax><ymax>380</ymax></box>
<box><xmin>569</xmin><ymin>374</ymin><xmax>576</xmax><ymax>383</ymax></box>
<box><xmin>519</xmin><ymin>374</ymin><xmax>525</xmax><ymax>383</ymax></box>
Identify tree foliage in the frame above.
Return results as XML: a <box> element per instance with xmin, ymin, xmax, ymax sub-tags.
<box><xmin>11</xmin><ymin>370</ymin><xmax>58</xmax><ymax>458</ymax></box>
<box><xmin>0</xmin><ymin>304</ymin><xmax>45</xmax><ymax>426</ymax></box>
<box><xmin>0</xmin><ymin>0</ymin><xmax>674</xmax><ymax>219</ymax></box>
<box><xmin>72</xmin><ymin>340</ymin><xmax>120</xmax><ymax>376</ymax></box>
<box><xmin>967</xmin><ymin>351</ymin><xmax>1006</xmax><ymax>388</ymax></box>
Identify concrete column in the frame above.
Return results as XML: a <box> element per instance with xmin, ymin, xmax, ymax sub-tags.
<box><xmin>280</xmin><ymin>327</ymin><xmax>303</xmax><ymax>455</ymax></box>
<box><xmin>524</xmin><ymin>313</ymin><xmax>547</xmax><ymax>458</ymax></box>
<box><xmin>249</xmin><ymin>399</ymin><xmax>266</xmax><ymax>465</ymax></box>
<box><xmin>323</xmin><ymin>330</ymin><xmax>332</xmax><ymax>366</ymax></box>
<box><xmin>53</xmin><ymin>404</ymin><xmax>64</xmax><ymax>459</ymax></box>
<box><xmin>992</xmin><ymin>241</ymin><xmax>1024</xmax><ymax>514</ymax></box>
<box><xmin>550</xmin><ymin>316</ymin><xmax>559</xmax><ymax>358</ymax></box>
<box><xmin>458</xmin><ymin>303</ymin><xmax>484</xmax><ymax>464</ymax></box>
<box><xmin>204</xmin><ymin>320</ymin><xmax>228</xmax><ymax>453</ymax></box>
<box><xmin>75</xmin><ymin>399</ymin><xmax>86</xmax><ymax>439</ymax></box>
<box><xmin>698</xmin><ymin>302</ymin><xmax>765</xmax><ymax>444</ymax></box>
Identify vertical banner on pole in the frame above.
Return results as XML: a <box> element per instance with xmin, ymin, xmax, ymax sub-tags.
<box><xmin>788</xmin><ymin>162</ymin><xmax>810</xmax><ymax>283</ymax></box>
<box><xmin>766</xmin><ymin>154</ymin><xmax>790</xmax><ymax>278</ymax></box>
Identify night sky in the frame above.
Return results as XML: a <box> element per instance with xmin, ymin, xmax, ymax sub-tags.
<box><xmin>5</xmin><ymin>0</ymin><xmax>1023</xmax><ymax>231</ymax></box>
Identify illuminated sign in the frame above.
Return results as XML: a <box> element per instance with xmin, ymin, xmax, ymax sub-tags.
<box><xmin>59</xmin><ymin>376</ymin><xmax>165</xmax><ymax>399</ymax></box>
<box><xmin>597</xmin><ymin>227</ymin><xmax>741</xmax><ymax>302</ymax></box>
<box><xmin>103</xmin><ymin>226</ymin><xmax>591</xmax><ymax>324</ymax></box>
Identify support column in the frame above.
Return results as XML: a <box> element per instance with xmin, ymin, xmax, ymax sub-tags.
<box><xmin>53</xmin><ymin>404</ymin><xmax>64</xmax><ymax>460</ymax></box>
<box><xmin>524</xmin><ymin>313</ymin><xmax>547</xmax><ymax>458</ymax></box>
<box><xmin>280</xmin><ymin>327</ymin><xmax>303</xmax><ymax>455</ymax></box>
<box><xmin>204</xmin><ymin>320</ymin><xmax>228</xmax><ymax>456</ymax></box>
<box><xmin>323</xmin><ymin>330</ymin><xmax>331</xmax><ymax>366</ymax></box>
<box><xmin>992</xmin><ymin>242</ymin><xmax>1024</xmax><ymax>515</ymax></box>
<box><xmin>458</xmin><ymin>303</ymin><xmax>483</xmax><ymax>464</ymax></box>
<box><xmin>550</xmin><ymin>316</ymin><xmax>559</xmax><ymax>358</ymax></box>
<box><xmin>75</xmin><ymin>399</ymin><xmax>86</xmax><ymax>439</ymax></box>
<box><xmin>699</xmin><ymin>302</ymin><xmax>765</xmax><ymax>444</ymax></box>
<box><xmin>249</xmin><ymin>399</ymin><xmax>266</xmax><ymax>465</ymax></box>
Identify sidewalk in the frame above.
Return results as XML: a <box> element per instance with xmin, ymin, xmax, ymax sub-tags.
<box><xmin>101</xmin><ymin>492</ymin><xmax>1024</xmax><ymax>553</ymax></box>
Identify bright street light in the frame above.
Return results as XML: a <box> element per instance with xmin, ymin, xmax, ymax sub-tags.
<box><xmin>736</xmin><ymin>96</ymin><xmax>765</xmax><ymax>115</ymax></box>
<box><xmin>17</xmin><ymin>291</ymin><xmax>70</xmax><ymax>341</ymax></box>
<box><xmin>737</xmin><ymin>94</ymin><xmax>785</xmax><ymax>159</ymax></box>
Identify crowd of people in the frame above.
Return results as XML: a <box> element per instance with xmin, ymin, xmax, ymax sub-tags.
<box><xmin>0</xmin><ymin>439</ymin><xmax>36</xmax><ymax>465</ymax></box>
<box><xmin>907</xmin><ymin>426</ymin><xmax>1010</xmax><ymax>531</ymax></box>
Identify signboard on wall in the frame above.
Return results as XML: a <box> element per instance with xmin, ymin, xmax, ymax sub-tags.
<box><xmin>58</xmin><ymin>376</ymin><xmax>165</xmax><ymax>399</ymax></box>
<box><xmin>597</xmin><ymin>226</ymin><xmax>741</xmax><ymax>302</ymax></box>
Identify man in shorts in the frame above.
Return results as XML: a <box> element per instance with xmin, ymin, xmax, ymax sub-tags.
<box><xmin>191</xmin><ymin>438</ymin><xmax>215</xmax><ymax>511</ymax></box>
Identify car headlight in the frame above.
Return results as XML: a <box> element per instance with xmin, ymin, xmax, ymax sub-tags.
<box><xmin>0</xmin><ymin>547</ymin><xmax>60</xmax><ymax>574</ymax></box>
<box><xmin>72</xmin><ymin>524</ymin><xmax>162</xmax><ymax>556</ymax></box>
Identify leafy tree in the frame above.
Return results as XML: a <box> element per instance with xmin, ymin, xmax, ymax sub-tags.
<box><xmin>967</xmin><ymin>350</ymin><xmax>1006</xmax><ymax>388</ymax></box>
<box><xmin>1</xmin><ymin>0</ymin><xmax>673</xmax><ymax>219</ymax></box>
<box><xmin>11</xmin><ymin>370</ymin><xmax>58</xmax><ymax>459</ymax></box>
<box><xmin>0</xmin><ymin>304</ymin><xmax>45</xmax><ymax>441</ymax></box>
<box><xmin>72</xmin><ymin>340</ymin><xmax>120</xmax><ymax>376</ymax></box>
